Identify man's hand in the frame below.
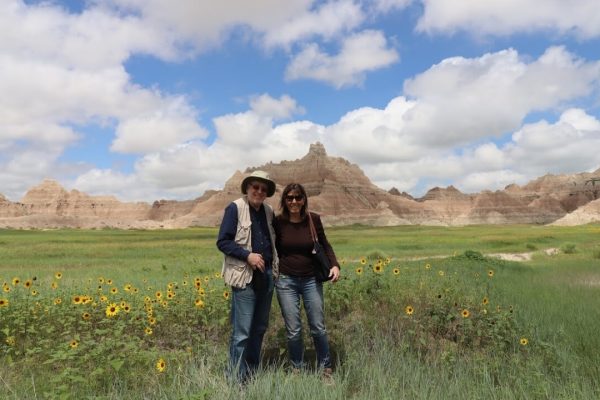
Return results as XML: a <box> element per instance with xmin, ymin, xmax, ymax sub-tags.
<box><xmin>247</xmin><ymin>253</ymin><xmax>265</xmax><ymax>272</ymax></box>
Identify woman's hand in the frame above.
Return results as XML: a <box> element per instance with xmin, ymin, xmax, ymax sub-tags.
<box><xmin>329</xmin><ymin>266</ymin><xmax>340</xmax><ymax>283</ymax></box>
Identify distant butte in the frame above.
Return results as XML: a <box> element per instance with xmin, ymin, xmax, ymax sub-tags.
<box><xmin>1</xmin><ymin>142</ymin><xmax>599</xmax><ymax>228</ymax></box>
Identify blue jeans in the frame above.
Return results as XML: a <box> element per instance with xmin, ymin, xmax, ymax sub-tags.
<box><xmin>228</xmin><ymin>268</ymin><xmax>274</xmax><ymax>382</ymax></box>
<box><xmin>275</xmin><ymin>274</ymin><xmax>331</xmax><ymax>369</ymax></box>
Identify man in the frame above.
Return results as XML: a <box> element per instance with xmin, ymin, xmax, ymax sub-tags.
<box><xmin>216</xmin><ymin>170</ymin><xmax>279</xmax><ymax>383</ymax></box>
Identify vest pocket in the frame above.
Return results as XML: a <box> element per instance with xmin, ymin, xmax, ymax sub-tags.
<box><xmin>236</xmin><ymin>223</ymin><xmax>251</xmax><ymax>246</ymax></box>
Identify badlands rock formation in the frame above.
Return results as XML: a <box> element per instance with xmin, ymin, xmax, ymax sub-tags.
<box><xmin>0</xmin><ymin>142</ymin><xmax>599</xmax><ymax>228</ymax></box>
<box><xmin>551</xmin><ymin>198</ymin><xmax>600</xmax><ymax>226</ymax></box>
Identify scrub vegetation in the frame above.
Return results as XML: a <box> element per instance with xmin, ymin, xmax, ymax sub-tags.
<box><xmin>1</xmin><ymin>224</ymin><xmax>599</xmax><ymax>399</ymax></box>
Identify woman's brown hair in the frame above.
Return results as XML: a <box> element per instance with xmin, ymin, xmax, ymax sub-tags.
<box><xmin>279</xmin><ymin>183</ymin><xmax>308</xmax><ymax>220</ymax></box>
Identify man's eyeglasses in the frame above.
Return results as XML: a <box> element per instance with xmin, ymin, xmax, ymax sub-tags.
<box><xmin>250</xmin><ymin>183</ymin><xmax>268</xmax><ymax>193</ymax></box>
<box><xmin>285</xmin><ymin>195</ymin><xmax>304</xmax><ymax>202</ymax></box>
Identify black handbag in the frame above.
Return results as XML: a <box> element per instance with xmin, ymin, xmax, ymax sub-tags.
<box><xmin>308</xmin><ymin>212</ymin><xmax>332</xmax><ymax>282</ymax></box>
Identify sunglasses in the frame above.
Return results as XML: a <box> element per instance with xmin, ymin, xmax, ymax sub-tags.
<box><xmin>250</xmin><ymin>183</ymin><xmax>269</xmax><ymax>193</ymax></box>
<box><xmin>285</xmin><ymin>195</ymin><xmax>304</xmax><ymax>202</ymax></box>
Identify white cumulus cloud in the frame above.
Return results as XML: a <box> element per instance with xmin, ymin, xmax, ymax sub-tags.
<box><xmin>402</xmin><ymin>46</ymin><xmax>600</xmax><ymax>147</ymax></box>
<box><xmin>417</xmin><ymin>0</ymin><xmax>600</xmax><ymax>39</ymax></box>
<box><xmin>285</xmin><ymin>30</ymin><xmax>399</xmax><ymax>87</ymax></box>
<box><xmin>263</xmin><ymin>0</ymin><xmax>364</xmax><ymax>48</ymax></box>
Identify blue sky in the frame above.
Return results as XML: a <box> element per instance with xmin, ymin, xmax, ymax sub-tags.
<box><xmin>1</xmin><ymin>0</ymin><xmax>600</xmax><ymax>202</ymax></box>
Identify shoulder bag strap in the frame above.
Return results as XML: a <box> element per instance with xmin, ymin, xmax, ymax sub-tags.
<box><xmin>306</xmin><ymin>211</ymin><xmax>319</xmax><ymax>250</ymax></box>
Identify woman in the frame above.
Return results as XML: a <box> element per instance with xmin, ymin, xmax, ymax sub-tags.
<box><xmin>274</xmin><ymin>183</ymin><xmax>340</xmax><ymax>377</ymax></box>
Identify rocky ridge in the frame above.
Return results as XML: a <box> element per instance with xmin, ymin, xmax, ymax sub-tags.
<box><xmin>1</xmin><ymin>142</ymin><xmax>599</xmax><ymax>228</ymax></box>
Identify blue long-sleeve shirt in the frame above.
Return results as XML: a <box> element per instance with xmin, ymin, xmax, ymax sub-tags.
<box><xmin>216</xmin><ymin>201</ymin><xmax>274</xmax><ymax>267</ymax></box>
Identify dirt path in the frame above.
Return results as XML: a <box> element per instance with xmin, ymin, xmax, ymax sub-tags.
<box><xmin>487</xmin><ymin>248</ymin><xmax>559</xmax><ymax>262</ymax></box>
<box><xmin>356</xmin><ymin>248</ymin><xmax>560</xmax><ymax>263</ymax></box>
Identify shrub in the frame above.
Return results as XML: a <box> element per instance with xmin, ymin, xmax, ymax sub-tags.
<box><xmin>463</xmin><ymin>250</ymin><xmax>485</xmax><ymax>261</ymax></box>
<box><xmin>560</xmin><ymin>243</ymin><xmax>577</xmax><ymax>254</ymax></box>
<box><xmin>366</xmin><ymin>249</ymin><xmax>388</xmax><ymax>261</ymax></box>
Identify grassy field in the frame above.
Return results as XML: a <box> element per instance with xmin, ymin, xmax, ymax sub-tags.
<box><xmin>1</xmin><ymin>224</ymin><xmax>600</xmax><ymax>399</ymax></box>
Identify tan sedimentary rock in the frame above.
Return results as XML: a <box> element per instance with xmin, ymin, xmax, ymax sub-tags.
<box><xmin>0</xmin><ymin>144</ymin><xmax>598</xmax><ymax>228</ymax></box>
<box><xmin>0</xmin><ymin>179</ymin><xmax>152</xmax><ymax>228</ymax></box>
<box><xmin>551</xmin><ymin>198</ymin><xmax>600</xmax><ymax>226</ymax></box>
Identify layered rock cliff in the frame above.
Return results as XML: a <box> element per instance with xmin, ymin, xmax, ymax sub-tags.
<box><xmin>1</xmin><ymin>142</ymin><xmax>599</xmax><ymax>228</ymax></box>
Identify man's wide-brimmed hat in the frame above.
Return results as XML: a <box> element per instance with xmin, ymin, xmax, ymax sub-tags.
<box><xmin>241</xmin><ymin>170</ymin><xmax>276</xmax><ymax>197</ymax></box>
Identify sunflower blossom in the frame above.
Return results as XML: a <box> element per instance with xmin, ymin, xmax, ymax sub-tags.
<box><xmin>105</xmin><ymin>303</ymin><xmax>120</xmax><ymax>317</ymax></box>
<box><xmin>156</xmin><ymin>358</ymin><xmax>166</xmax><ymax>373</ymax></box>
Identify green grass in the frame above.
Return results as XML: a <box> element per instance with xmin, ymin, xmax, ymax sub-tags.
<box><xmin>1</xmin><ymin>224</ymin><xmax>600</xmax><ymax>399</ymax></box>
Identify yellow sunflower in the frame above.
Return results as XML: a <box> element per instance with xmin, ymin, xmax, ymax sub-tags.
<box><xmin>51</xmin><ymin>282</ymin><xmax>58</xmax><ymax>289</ymax></box>
<box><xmin>0</xmin><ymin>298</ymin><xmax>9</xmax><ymax>307</ymax></box>
<box><xmin>360</xmin><ymin>257</ymin><xmax>367</xmax><ymax>265</ymax></box>
<box><xmin>144</xmin><ymin>327</ymin><xmax>153</xmax><ymax>336</ymax></box>
<box><xmin>195</xmin><ymin>298</ymin><xmax>205</xmax><ymax>308</ymax></box>
<box><xmin>488</xmin><ymin>270</ymin><xmax>494</xmax><ymax>277</ymax></box>
<box><xmin>355</xmin><ymin>267</ymin><xmax>363</xmax><ymax>275</ymax></box>
<box><xmin>72</xmin><ymin>295</ymin><xmax>83</xmax><ymax>305</ymax></box>
<box><xmin>54</xmin><ymin>298</ymin><xmax>62</xmax><ymax>305</ymax></box>
<box><xmin>2</xmin><ymin>285</ymin><xmax>9</xmax><ymax>293</ymax></box>
<box><xmin>373</xmin><ymin>264</ymin><xmax>383</xmax><ymax>274</ymax></box>
<box><xmin>12</xmin><ymin>277</ymin><xmax>21</xmax><ymax>286</ymax></box>
<box><xmin>461</xmin><ymin>309</ymin><xmax>471</xmax><ymax>318</ymax></box>
<box><xmin>55</xmin><ymin>272</ymin><xmax>63</xmax><ymax>280</ymax></box>
<box><xmin>156</xmin><ymin>358</ymin><xmax>166</xmax><ymax>373</ymax></box>
<box><xmin>405</xmin><ymin>305</ymin><xmax>414</xmax><ymax>315</ymax></box>
<box><xmin>425</xmin><ymin>263</ymin><xmax>431</xmax><ymax>270</ymax></box>
<box><xmin>393</xmin><ymin>268</ymin><xmax>400</xmax><ymax>275</ymax></box>
<box><xmin>82</xmin><ymin>312</ymin><xmax>91</xmax><ymax>321</ymax></box>
<box><xmin>223</xmin><ymin>291</ymin><xmax>230</xmax><ymax>300</ymax></box>
<box><xmin>23</xmin><ymin>279</ymin><xmax>33</xmax><ymax>289</ymax></box>
<box><xmin>520</xmin><ymin>338</ymin><xmax>529</xmax><ymax>346</ymax></box>
<box><xmin>105</xmin><ymin>303</ymin><xmax>120</xmax><ymax>317</ymax></box>
<box><xmin>482</xmin><ymin>297</ymin><xmax>489</xmax><ymax>305</ymax></box>
<box><xmin>69</xmin><ymin>340</ymin><xmax>78</xmax><ymax>349</ymax></box>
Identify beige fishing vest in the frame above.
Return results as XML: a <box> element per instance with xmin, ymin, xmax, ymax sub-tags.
<box><xmin>221</xmin><ymin>196</ymin><xmax>279</xmax><ymax>288</ymax></box>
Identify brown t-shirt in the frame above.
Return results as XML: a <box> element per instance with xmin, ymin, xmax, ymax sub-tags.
<box><xmin>274</xmin><ymin>212</ymin><xmax>339</xmax><ymax>277</ymax></box>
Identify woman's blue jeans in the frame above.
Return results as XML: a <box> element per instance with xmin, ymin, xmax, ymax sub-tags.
<box><xmin>275</xmin><ymin>274</ymin><xmax>331</xmax><ymax>369</ymax></box>
<box><xmin>228</xmin><ymin>268</ymin><xmax>274</xmax><ymax>382</ymax></box>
